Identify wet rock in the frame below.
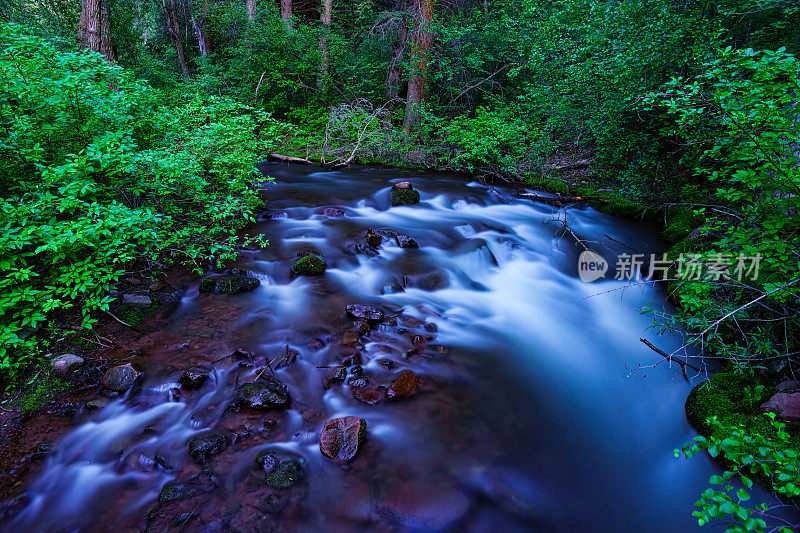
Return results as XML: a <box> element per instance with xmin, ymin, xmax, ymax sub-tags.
<box><xmin>216</xmin><ymin>275</ymin><xmax>260</xmax><ymax>294</ymax></box>
<box><xmin>50</xmin><ymin>354</ymin><xmax>84</xmax><ymax>375</ymax></box>
<box><xmin>345</xmin><ymin>304</ymin><xmax>384</xmax><ymax>322</ymax></box>
<box><xmin>386</xmin><ymin>370</ymin><xmax>418</xmax><ymax>400</ymax></box>
<box><xmin>415</xmin><ymin>271</ymin><xmax>448</xmax><ymax>290</ymax></box>
<box><xmin>322</xmin><ymin>207</ymin><xmax>346</xmax><ymax>217</ymax></box>
<box><xmin>229</xmin><ymin>268</ymin><xmax>249</xmax><ymax>276</ymax></box>
<box><xmin>232</xmin><ymin>376</ymin><xmax>290</xmax><ymax>411</ymax></box>
<box><xmin>341</xmin><ymin>353</ymin><xmax>362</xmax><ymax>366</ymax></box>
<box><xmin>169</xmin><ymin>512</ymin><xmax>195</xmax><ymax>528</ymax></box>
<box><xmin>382</xmin><ymin>278</ymin><xmax>405</xmax><ymax>294</ymax></box>
<box><xmin>376</xmin><ymin>484</ymin><xmax>470</xmax><ymax>531</ymax></box>
<box><xmin>255</xmin><ymin>492</ymin><xmax>289</xmax><ymax>515</ymax></box>
<box><xmin>390</xmin><ymin>184</ymin><xmax>421</xmax><ymax>206</ymax></box>
<box><xmin>324</xmin><ymin>366</ymin><xmax>346</xmax><ymax>389</ymax></box>
<box><xmin>776</xmin><ymin>381</ymin><xmax>800</xmax><ymax>393</ymax></box>
<box><xmin>179</xmin><ymin>368</ymin><xmax>209</xmax><ymax>389</ymax></box>
<box><xmin>347</xmin><ymin>376</ymin><xmax>369</xmax><ymax>389</ymax></box>
<box><xmin>122</xmin><ymin>294</ymin><xmax>152</xmax><ymax>308</ymax></box>
<box><xmin>377</xmin><ymin>358</ymin><xmax>395</xmax><ymax>370</ymax></box>
<box><xmin>264</xmin><ymin>459</ymin><xmax>304</xmax><ymax>488</ymax></box>
<box><xmin>342</xmin><ymin>331</ymin><xmax>360</xmax><ymax>345</ymax></box>
<box><xmin>761</xmin><ymin>392</ymin><xmax>800</xmax><ymax>421</ymax></box>
<box><xmin>292</xmin><ymin>255</ymin><xmax>327</xmax><ymax>276</ymax></box>
<box><xmin>158</xmin><ymin>474</ymin><xmax>215</xmax><ymax>505</ymax></box>
<box><xmin>199</xmin><ymin>277</ymin><xmax>217</xmax><ymax>293</ymax></box>
<box><xmin>85</xmin><ymin>398</ymin><xmax>109</xmax><ymax>410</ymax></box>
<box><xmin>263</xmin><ymin>418</ymin><xmax>278</xmax><ymax>430</ymax></box>
<box><xmin>353</xmin><ymin>386</ymin><xmax>384</xmax><ymax>405</ymax></box>
<box><xmin>101</xmin><ymin>363</ymin><xmax>141</xmax><ymax>392</ymax></box>
<box><xmin>354</xmin><ymin>243</ymin><xmax>379</xmax><ymax>257</ymax></box>
<box><xmin>256</xmin><ymin>450</ymin><xmax>280</xmax><ymax>473</ymax></box>
<box><xmin>233</xmin><ymin>347</ymin><xmax>255</xmax><ymax>361</ymax></box>
<box><xmin>350</xmin><ymin>365</ymin><xmax>364</xmax><ymax>376</ymax></box>
<box><xmin>365</xmin><ymin>228</ymin><xmax>383</xmax><ymax>248</ymax></box>
<box><xmin>319</xmin><ymin>416</ymin><xmax>367</xmax><ymax>464</ymax></box>
<box><xmin>412</xmin><ymin>335</ymin><xmax>427</xmax><ymax>348</ymax></box>
<box><xmin>188</xmin><ymin>432</ymin><xmax>229</xmax><ymax>464</ymax></box>
<box><xmin>394</xmin><ymin>234</ymin><xmax>419</xmax><ymax>249</ymax></box>
<box><xmin>353</xmin><ymin>320</ymin><xmax>371</xmax><ymax>337</ymax></box>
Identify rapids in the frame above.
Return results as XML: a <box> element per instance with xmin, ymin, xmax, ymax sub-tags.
<box><xmin>4</xmin><ymin>165</ymin><xmax>737</xmax><ymax>532</ymax></box>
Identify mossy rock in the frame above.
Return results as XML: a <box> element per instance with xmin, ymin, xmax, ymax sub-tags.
<box><xmin>264</xmin><ymin>458</ymin><xmax>304</xmax><ymax>488</ymax></box>
<box><xmin>391</xmin><ymin>188</ymin><xmax>421</xmax><ymax>206</ymax></box>
<box><xmin>187</xmin><ymin>433</ymin><xmax>229</xmax><ymax>464</ymax></box>
<box><xmin>216</xmin><ymin>275</ymin><xmax>260</xmax><ymax>294</ymax></box>
<box><xmin>159</xmin><ymin>482</ymin><xmax>186</xmax><ymax>504</ymax></box>
<box><xmin>117</xmin><ymin>300</ymin><xmax>159</xmax><ymax>327</ymax></box>
<box><xmin>292</xmin><ymin>255</ymin><xmax>327</xmax><ymax>276</ymax></box>
<box><xmin>199</xmin><ymin>277</ymin><xmax>217</xmax><ymax>293</ymax></box>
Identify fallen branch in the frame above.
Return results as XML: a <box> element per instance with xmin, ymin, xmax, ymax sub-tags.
<box><xmin>267</xmin><ymin>153</ymin><xmax>312</xmax><ymax>165</ymax></box>
<box><xmin>640</xmin><ymin>337</ymin><xmax>702</xmax><ymax>379</ymax></box>
<box><xmin>521</xmin><ymin>193</ymin><xmax>610</xmax><ymax>206</ymax></box>
<box><xmin>104</xmin><ymin>310</ymin><xmax>138</xmax><ymax>331</ymax></box>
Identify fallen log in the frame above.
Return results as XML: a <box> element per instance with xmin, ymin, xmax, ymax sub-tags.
<box><xmin>544</xmin><ymin>159</ymin><xmax>595</xmax><ymax>172</ymax></box>
<box><xmin>267</xmin><ymin>153</ymin><xmax>312</xmax><ymax>165</ymax></box>
<box><xmin>520</xmin><ymin>193</ymin><xmax>610</xmax><ymax>206</ymax></box>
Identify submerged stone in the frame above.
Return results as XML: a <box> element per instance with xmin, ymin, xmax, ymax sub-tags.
<box><xmin>386</xmin><ymin>370</ymin><xmax>418</xmax><ymax>400</ymax></box>
<box><xmin>292</xmin><ymin>255</ymin><xmax>327</xmax><ymax>276</ymax></box>
<box><xmin>215</xmin><ymin>275</ymin><xmax>260</xmax><ymax>294</ymax></box>
<box><xmin>232</xmin><ymin>376</ymin><xmax>290</xmax><ymax>411</ymax></box>
<box><xmin>255</xmin><ymin>450</ymin><xmax>280</xmax><ymax>473</ymax></box>
<box><xmin>187</xmin><ymin>432</ymin><xmax>229</xmax><ymax>464</ymax></box>
<box><xmin>101</xmin><ymin>363</ymin><xmax>141</xmax><ymax>392</ymax></box>
<box><xmin>319</xmin><ymin>416</ymin><xmax>367</xmax><ymax>464</ymax></box>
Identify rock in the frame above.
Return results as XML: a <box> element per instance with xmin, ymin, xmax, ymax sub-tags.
<box><xmin>345</xmin><ymin>304</ymin><xmax>384</xmax><ymax>322</ymax></box>
<box><xmin>292</xmin><ymin>255</ymin><xmax>327</xmax><ymax>276</ymax></box>
<box><xmin>390</xmin><ymin>186</ymin><xmax>421</xmax><ymax>206</ymax></box>
<box><xmin>187</xmin><ymin>433</ymin><xmax>229</xmax><ymax>464</ymax></box>
<box><xmin>264</xmin><ymin>459</ymin><xmax>304</xmax><ymax>488</ymax></box>
<box><xmin>354</xmin><ymin>243</ymin><xmax>380</xmax><ymax>257</ymax></box>
<box><xmin>199</xmin><ymin>277</ymin><xmax>217</xmax><ymax>293</ymax></box>
<box><xmin>350</xmin><ymin>365</ymin><xmax>364</xmax><ymax>376</ymax></box>
<box><xmin>415</xmin><ymin>271</ymin><xmax>449</xmax><ymax>291</ymax></box>
<box><xmin>365</xmin><ymin>229</ymin><xmax>383</xmax><ymax>248</ymax></box>
<box><xmin>386</xmin><ymin>370</ymin><xmax>418</xmax><ymax>400</ymax></box>
<box><xmin>255</xmin><ymin>450</ymin><xmax>280</xmax><ymax>473</ymax></box>
<box><xmin>382</xmin><ymin>278</ymin><xmax>405</xmax><ymax>294</ymax></box>
<box><xmin>342</xmin><ymin>331</ymin><xmax>360</xmax><ymax>345</ymax></box>
<box><xmin>353</xmin><ymin>386</ymin><xmax>384</xmax><ymax>405</ymax></box>
<box><xmin>263</xmin><ymin>418</ymin><xmax>278</xmax><ymax>430</ymax></box>
<box><xmin>51</xmin><ymin>354</ymin><xmax>84</xmax><ymax>375</ymax></box>
<box><xmin>348</xmin><ymin>376</ymin><xmax>369</xmax><ymax>389</ymax></box>
<box><xmin>122</xmin><ymin>294</ymin><xmax>152</xmax><ymax>308</ymax></box>
<box><xmin>394</xmin><ymin>235</ymin><xmax>419</xmax><ymax>249</ymax></box>
<box><xmin>322</xmin><ymin>208</ymin><xmax>346</xmax><ymax>218</ymax></box>
<box><xmin>353</xmin><ymin>320</ymin><xmax>371</xmax><ymax>337</ymax></box>
<box><xmin>125</xmin><ymin>277</ymin><xmax>142</xmax><ymax>285</ymax></box>
<box><xmin>216</xmin><ymin>275</ymin><xmax>260</xmax><ymax>294</ymax></box>
<box><xmin>101</xmin><ymin>363</ymin><xmax>141</xmax><ymax>392</ymax></box>
<box><xmin>179</xmin><ymin>368</ymin><xmax>209</xmax><ymax>389</ymax></box>
<box><xmin>232</xmin><ymin>377</ymin><xmax>290</xmax><ymax>411</ymax></box>
<box><xmin>158</xmin><ymin>473</ymin><xmax>215</xmax><ymax>505</ymax></box>
<box><xmin>255</xmin><ymin>492</ymin><xmax>289</xmax><ymax>515</ymax></box>
<box><xmin>85</xmin><ymin>398</ymin><xmax>109</xmax><ymax>410</ymax></box>
<box><xmin>324</xmin><ymin>366</ymin><xmax>346</xmax><ymax>389</ymax></box>
<box><xmin>761</xmin><ymin>392</ymin><xmax>800</xmax><ymax>421</ymax></box>
<box><xmin>376</xmin><ymin>484</ymin><xmax>470</xmax><ymax>530</ymax></box>
<box><xmin>775</xmin><ymin>381</ymin><xmax>800</xmax><ymax>393</ymax></box>
<box><xmin>319</xmin><ymin>416</ymin><xmax>367</xmax><ymax>464</ymax></box>
<box><xmin>169</xmin><ymin>513</ymin><xmax>195</xmax><ymax>528</ymax></box>
<box><xmin>394</xmin><ymin>181</ymin><xmax>412</xmax><ymax>190</ymax></box>
<box><xmin>376</xmin><ymin>358</ymin><xmax>395</xmax><ymax>369</ymax></box>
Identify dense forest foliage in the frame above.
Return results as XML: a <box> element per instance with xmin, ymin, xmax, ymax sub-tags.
<box><xmin>1</xmin><ymin>0</ymin><xmax>798</xmax><ymax>530</ymax></box>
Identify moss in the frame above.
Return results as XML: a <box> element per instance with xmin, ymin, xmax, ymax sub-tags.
<box><xmin>524</xmin><ymin>175</ymin><xmax>571</xmax><ymax>194</ymax></box>
<box><xmin>17</xmin><ymin>371</ymin><xmax>69</xmax><ymax>411</ymax></box>
<box><xmin>390</xmin><ymin>188</ymin><xmax>421</xmax><ymax>206</ymax></box>
<box><xmin>659</xmin><ymin>206</ymin><xmax>705</xmax><ymax>242</ymax></box>
<box><xmin>215</xmin><ymin>275</ymin><xmax>260</xmax><ymax>294</ymax></box>
<box><xmin>686</xmin><ymin>371</ymin><xmax>800</xmax><ymax>480</ymax></box>
<box><xmin>199</xmin><ymin>277</ymin><xmax>217</xmax><ymax>293</ymax></box>
<box><xmin>117</xmin><ymin>300</ymin><xmax>159</xmax><ymax>327</ymax></box>
<box><xmin>264</xmin><ymin>459</ymin><xmax>304</xmax><ymax>488</ymax></box>
<box><xmin>158</xmin><ymin>482</ymin><xmax>185</xmax><ymax>504</ymax></box>
<box><xmin>292</xmin><ymin>255</ymin><xmax>327</xmax><ymax>276</ymax></box>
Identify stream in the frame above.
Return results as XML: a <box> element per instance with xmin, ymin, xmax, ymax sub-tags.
<box><xmin>4</xmin><ymin>165</ymin><xmax>723</xmax><ymax>532</ymax></box>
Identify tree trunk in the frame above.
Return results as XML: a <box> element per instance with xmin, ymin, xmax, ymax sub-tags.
<box><xmin>162</xmin><ymin>0</ymin><xmax>190</xmax><ymax>79</ymax></box>
<box><xmin>387</xmin><ymin>18</ymin><xmax>407</xmax><ymax>102</ymax></box>
<box><xmin>246</xmin><ymin>0</ymin><xmax>256</xmax><ymax>21</ymax></box>
<box><xmin>78</xmin><ymin>0</ymin><xmax>115</xmax><ymax>62</ymax></box>
<box><xmin>280</xmin><ymin>0</ymin><xmax>292</xmax><ymax>28</ymax></box>
<box><xmin>403</xmin><ymin>0</ymin><xmax>434</xmax><ymax>133</ymax></box>
<box><xmin>317</xmin><ymin>0</ymin><xmax>332</xmax><ymax>90</ymax></box>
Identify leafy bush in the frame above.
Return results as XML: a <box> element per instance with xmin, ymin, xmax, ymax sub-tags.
<box><xmin>0</xmin><ymin>23</ymin><xmax>290</xmax><ymax>388</ymax></box>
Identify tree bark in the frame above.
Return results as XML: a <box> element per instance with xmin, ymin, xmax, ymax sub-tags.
<box><xmin>280</xmin><ymin>0</ymin><xmax>292</xmax><ymax>28</ymax></box>
<box><xmin>317</xmin><ymin>0</ymin><xmax>333</xmax><ymax>90</ymax></box>
<box><xmin>246</xmin><ymin>0</ymin><xmax>256</xmax><ymax>21</ymax></box>
<box><xmin>387</xmin><ymin>16</ymin><xmax>407</xmax><ymax>102</ymax></box>
<box><xmin>162</xmin><ymin>0</ymin><xmax>190</xmax><ymax>79</ymax></box>
<box><xmin>78</xmin><ymin>0</ymin><xmax>116</xmax><ymax>62</ymax></box>
<box><xmin>403</xmin><ymin>0</ymin><xmax>434</xmax><ymax>133</ymax></box>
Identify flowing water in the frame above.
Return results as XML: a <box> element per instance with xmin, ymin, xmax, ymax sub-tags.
<box><xmin>5</xmin><ymin>165</ymin><xmax>727</xmax><ymax>532</ymax></box>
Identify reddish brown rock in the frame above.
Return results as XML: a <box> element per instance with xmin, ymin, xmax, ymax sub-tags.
<box><xmin>353</xmin><ymin>386</ymin><xmax>384</xmax><ymax>405</ymax></box>
<box><xmin>342</xmin><ymin>331</ymin><xmax>360</xmax><ymax>345</ymax></box>
<box><xmin>386</xmin><ymin>370</ymin><xmax>418</xmax><ymax>400</ymax></box>
<box><xmin>365</xmin><ymin>229</ymin><xmax>382</xmax><ymax>248</ymax></box>
<box><xmin>761</xmin><ymin>392</ymin><xmax>800</xmax><ymax>421</ymax></box>
<box><xmin>324</xmin><ymin>366</ymin><xmax>347</xmax><ymax>389</ymax></box>
<box><xmin>776</xmin><ymin>381</ymin><xmax>800</xmax><ymax>393</ymax></box>
<box><xmin>319</xmin><ymin>416</ymin><xmax>367</xmax><ymax>464</ymax></box>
